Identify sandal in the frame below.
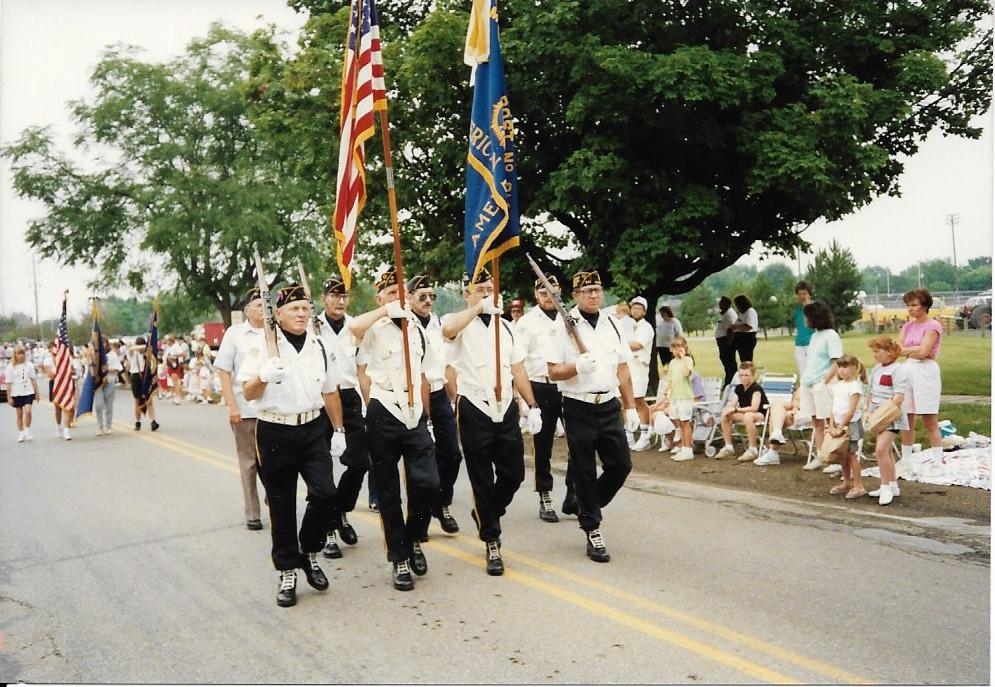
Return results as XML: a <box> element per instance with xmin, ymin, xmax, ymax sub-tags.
<box><xmin>829</xmin><ymin>484</ymin><xmax>851</xmax><ymax>496</ymax></box>
<box><xmin>845</xmin><ymin>488</ymin><xmax>868</xmax><ymax>500</ymax></box>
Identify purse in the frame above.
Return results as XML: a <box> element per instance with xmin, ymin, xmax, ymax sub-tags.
<box><xmin>818</xmin><ymin>428</ymin><xmax>850</xmax><ymax>464</ymax></box>
<box><xmin>866</xmin><ymin>403</ymin><xmax>902</xmax><ymax>434</ymax></box>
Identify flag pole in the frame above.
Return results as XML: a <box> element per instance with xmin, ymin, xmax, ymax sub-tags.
<box><xmin>376</xmin><ymin>108</ymin><xmax>415</xmax><ymax>412</ymax></box>
<box><xmin>491</xmin><ymin>257</ymin><xmax>502</xmax><ymax>403</ymax></box>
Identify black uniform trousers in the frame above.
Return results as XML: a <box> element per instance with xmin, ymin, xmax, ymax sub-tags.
<box><xmin>456</xmin><ymin>397</ymin><xmax>525</xmax><ymax>543</ymax></box>
<box><xmin>561</xmin><ymin>396</ymin><xmax>632</xmax><ymax>532</ymax></box>
<box><xmin>365</xmin><ymin>399</ymin><xmax>440</xmax><ymax>563</ymax></box>
<box><xmin>429</xmin><ymin>389</ymin><xmax>463</xmax><ymax>510</ymax></box>
<box><xmin>256</xmin><ymin>416</ymin><xmax>337</xmax><ymax>571</ymax></box>
<box><xmin>530</xmin><ymin>381</ymin><xmax>562</xmax><ymax>493</ymax></box>
<box><xmin>716</xmin><ymin>336</ymin><xmax>738</xmax><ymax>387</ymax></box>
<box><xmin>329</xmin><ymin>387</ymin><xmax>371</xmax><ymax>514</ymax></box>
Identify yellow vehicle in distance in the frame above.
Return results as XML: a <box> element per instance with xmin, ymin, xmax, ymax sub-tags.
<box><xmin>860</xmin><ymin>297</ymin><xmax>957</xmax><ymax>333</ymax></box>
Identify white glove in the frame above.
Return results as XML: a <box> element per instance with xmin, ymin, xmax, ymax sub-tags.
<box><xmin>259</xmin><ymin>357</ymin><xmax>286</xmax><ymax>384</ymax></box>
<box><xmin>527</xmin><ymin>406</ymin><xmax>543</xmax><ymax>435</ymax></box>
<box><xmin>385</xmin><ymin>301</ymin><xmax>408</xmax><ymax>319</ymax></box>
<box><xmin>575</xmin><ymin>353</ymin><xmax>598</xmax><ymax>375</ymax></box>
<box><xmin>624</xmin><ymin>408</ymin><xmax>640</xmax><ymax>433</ymax></box>
<box><xmin>330</xmin><ymin>431</ymin><xmax>347</xmax><ymax>459</ymax></box>
<box><xmin>480</xmin><ymin>297</ymin><xmax>504</xmax><ymax>315</ymax></box>
<box><xmin>427</xmin><ymin>422</ymin><xmax>435</xmax><ymax>442</ymax></box>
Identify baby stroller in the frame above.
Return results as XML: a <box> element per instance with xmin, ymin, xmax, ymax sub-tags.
<box><xmin>692</xmin><ymin>376</ymin><xmax>726</xmax><ymax>457</ymax></box>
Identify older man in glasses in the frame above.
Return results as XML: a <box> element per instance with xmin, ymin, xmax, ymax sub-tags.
<box><xmin>547</xmin><ymin>269</ymin><xmax>639</xmax><ymax>563</ymax></box>
<box><xmin>406</xmin><ymin>273</ymin><xmax>462</xmax><ymax>535</ymax></box>
<box><xmin>514</xmin><ymin>274</ymin><xmax>567</xmax><ymax>523</ymax></box>
<box><xmin>316</xmin><ymin>274</ymin><xmax>371</xmax><ymax>560</ymax></box>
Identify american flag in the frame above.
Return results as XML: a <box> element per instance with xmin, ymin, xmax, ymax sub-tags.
<box><xmin>51</xmin><ymin>293</ymin><xmax>75</xmax><ymax>412</ymax></box>
<box><xmin>333</xmin><ymin>0</ymin><xmax>387</xmax><ymax>290</ymax></box>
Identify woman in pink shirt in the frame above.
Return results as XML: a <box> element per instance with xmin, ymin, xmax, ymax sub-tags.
<box><xmin>898</xmin><ymin>288</ymin><xmax>943</xmax><ymax>463</ymax></box>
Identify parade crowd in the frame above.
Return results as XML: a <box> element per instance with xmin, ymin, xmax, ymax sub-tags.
<box><xmin>4</xmin><ymin>274</ymin><xmax>948</xmax><ymax>608</ymax></box>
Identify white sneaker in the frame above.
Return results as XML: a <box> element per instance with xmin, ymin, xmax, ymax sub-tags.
<box><xmin>715</xmin><ymin>445</ymin><xmax>736</xmax><ymax>460</ymax></box>
<box><xmin>632</xmin><ymin>435</ymin><xmax>653</xmax><ymax>452</ymax></box>
<box><xmin>822</xmin><ymin>464</ymin><xmax>842</xmax><ymax>475</ymax></box>
<box><xmin>738</xmin><ymin>447</ymin><xmax>759</xmax><ymax>462</ymax></box>
<box><xmin>878</xmin><ymin>489</ymin><xmax>894</xmax><ymax>506</ymax></box>
<box><xmin>62</xmin><ymin>427</ymin><xmax>72</xmax><ymax>441</ymax></box>
<box><xmin>670</xmin><ymin>445</ymin><xmax>682</xmax><ymax>454</ymax></box>
<box><xmin>625</xmin><ymin>431</ymin><xmax>635</xmax><ymax>448</ymax></box>
<box><xmin>890</xmin><ymin>482</ymin><xmax>900</xmax><ymax>496</ymax></box>
<box><xmin>803</xmin><ymin>458</ymin><xmax>824</xmax><ymax>471</ymax></box>
<box><xmin>17</xmin><ymin>430</ymin><xmax>25</xmax><ymax>443</ymax></box>
<box><xmin>554</xmin><ymin>420</ymin><xmax>565</xmax><ymax>438</ymax></box>
<box><xmin>768</xmin><ymin>432</ymin><xmax>786</xmax><ymax>444</ymax></box>
<box><xmin>672</xmin><ymin>447</ymin><xmax>694</xmax><ymax>462</ymax></box>
<box><xmin>24</xmin><ymin>429</ymin><xmax>33</xmax><ymax>441</ymax></box>
<box><xmin>753</xmin><ymin>448</ymin><xmax>780</xmax><ymax>466</ymax></box>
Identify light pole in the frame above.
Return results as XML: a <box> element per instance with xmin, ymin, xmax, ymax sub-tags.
<box><xmin>946</xmin><ymin>213</ymin><xmax>960</xmax><ymax>301</ymax></box>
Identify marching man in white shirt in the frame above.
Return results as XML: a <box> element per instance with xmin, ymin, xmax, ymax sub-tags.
<box><xmin>442</xmin><ymin>268</ymin><xmax>542</xmax><ymax>576</ymax></box>
<box><xmin>238</xmin><ymin>284</ymin><xmax>347</xmax><ymax>608</ymax></box>
<box><xmin>214</xmin><ymin>287</ymin><xmax>266</xmax><ymax>531</ymax></box>
<box><xmin>349</xmin><ymin>268</ymin><xmax>440</xmax><ymax>592</ymax></box>
<box><xmin>547</xmin><ymin>269</ymin><xmax>639</xmax><ymax>563</ymax></box>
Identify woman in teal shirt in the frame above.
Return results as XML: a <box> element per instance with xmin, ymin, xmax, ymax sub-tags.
<box><xmin>794</xmin><ymin>281</ymin><xmax>814</xmax><ymax>377</ymax></box>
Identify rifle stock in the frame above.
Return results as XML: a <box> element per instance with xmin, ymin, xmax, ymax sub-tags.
<box><xmin>252</xmin><ymin>243</ymin><xmax>280</xmax><ymax>358</ymax></box>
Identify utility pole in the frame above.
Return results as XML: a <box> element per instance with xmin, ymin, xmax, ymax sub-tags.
<box><xmin>946</xmin><ymin>213</ymin><xmax>960</xmax><ymax>300</ymax></box>
<box><xmin>32</xmin><ymin>255</ymin><xmax>41</xmax><ymax>340</ymax></box>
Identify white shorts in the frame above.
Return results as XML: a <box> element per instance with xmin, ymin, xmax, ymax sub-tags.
<box><xmin>631</xmin><ymin>366</ymin><xmax>649</xmax><ymax>398</ymax></box>
<box><xmin>903</xmin><ymin>358</ymin><xmax>941</xmax><ymax>415</ymax></box>
<box><xmin>799</xmin><ymin>381</ymin><xmax>833</xmax><ymax>420</ymax></box>
<box><xmin>669</xmin><ymin>399</ymin><xmax>693</xmax><ymax>422</ymax></box>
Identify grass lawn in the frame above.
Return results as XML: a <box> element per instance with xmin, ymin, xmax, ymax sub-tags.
<box><xmin>680</xmin><ymin>330</ymin><xmax>992</xmax><ymax>438</ymax></box>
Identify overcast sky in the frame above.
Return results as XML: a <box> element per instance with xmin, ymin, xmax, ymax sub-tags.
<box><xmin>1</xmin><ymin>0</ymin><xmax>991</xmax><ymax>321</ymax></box>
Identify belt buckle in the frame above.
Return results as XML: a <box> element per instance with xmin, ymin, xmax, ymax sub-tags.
<box><xmin>593</xmin><ymin>393</ymin><xmax>602</xmax><ymax>404</ymax></box>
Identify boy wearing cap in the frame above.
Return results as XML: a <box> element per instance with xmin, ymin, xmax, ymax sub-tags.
<box><xmin>627</xmin><ymin>296</ymin><xmax>656</xmax><ymax>451</ymax></box>
<box><xmin>239</xmin><ymin>284</ymin><xmax>347</xmax><ymax>608</ymax></box>
<box><xmin>316</xmin><ymin>274</ymin><xmax>371</xmax><ymax>559</ymax></box>
<box><xmin>442</xmin><ymin>268</ymin><xmax>542</xmax><ymax>576</ymax></box>
<box><xmin>406</xmin><ymin>273</ymin><xmax>462</xmax><ymax>535</ymax></box>
<box><xmin>514</xmin><ymin>273</ymin><xmax>567</xmax><ymax>523</ymax></box>
<box><xmin>215</xmin><ymin>287</ymin><xmax>266</xmax><ymax>531</ymax></box>
<box><xmin>349</xmin><ymin>269</ymin><xmax>441</xmax><ymax>592</ymax></box>
<box><xmin>547</xmin><ymin>269</ymin><xmax>639</xmax><ymax>563</ymax></box>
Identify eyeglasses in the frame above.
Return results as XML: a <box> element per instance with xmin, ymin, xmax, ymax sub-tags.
<box><xmin>416</xmin><ymin>292</ymin><xmax>437</xmax><ymax>303</ymax></box>
<box><xmin>326</xmin><ymin>293</ymin><xmax>350</xmax><ymax>302</ymax></box>
<box><xmin>536</xmin><ymin>288</ymin><xmax>560</xmax><ymax>297</ymax></box>
<box><xmin>575</xmin><ymin>287</ymin><xmax>604</xmax><ymax>296</ymax></box>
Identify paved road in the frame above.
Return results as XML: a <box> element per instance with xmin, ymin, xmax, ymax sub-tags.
<box><xmin>1</xmin><ymin>396</ymin><xmax>989</xmax><ymax>683</ymax></box>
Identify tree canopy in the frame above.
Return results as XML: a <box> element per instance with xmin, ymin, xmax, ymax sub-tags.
<box><xmin>3</xmin><ymin>25</ymin><xmax>328</xmax><ymax>326</ymax></box>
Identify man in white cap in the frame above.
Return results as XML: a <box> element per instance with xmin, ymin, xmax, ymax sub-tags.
<box><xmin>627</xmin><ymin>296</ymin><xmax>656</xmax><ymax>451</ymax></box>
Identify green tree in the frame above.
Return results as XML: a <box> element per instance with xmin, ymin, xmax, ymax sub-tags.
<box><xmin>751</xmin><ymin>273</ymin><xmax>794</xmax><ymax>336</ymax></box>
<box><xmin>804</xmin><ymin>241</ymin><xmax>863</xmax><ymax>330</ymax></box>
<box><xmin>677</xmin><ymin>284</ymin><xmax>715</xmax><ymax>336</ymax></box>
<box><xmin>3</xmin><ymin>25</ymin><xmax>327</xmax><ymax>326</ymax></box>
<box><xmin>267</xmin><ymin>0</ymin><xmax>991</xmax><ymax>304</ymax></box>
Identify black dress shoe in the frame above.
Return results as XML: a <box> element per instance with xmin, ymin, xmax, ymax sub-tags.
<box><xmin>585</xmin><ymin>528</ymin><xmax>610</xmax><ymax>563</ymax></box>
<box><xmin>338</xmin><ymin>513</ymin><xmax>358</xmax><ymax>545</ymax></box>
<box><xmin>150</xmin><ymin>420</ymin><xmax>160</xmax><ymax>432</ymax></box>
<box><xmin>393</xmin><ymin>561</ymin><xmax>414</xmax><ymax>591</ymax></box>
<box><xmin>246</xmin><ymin>519</ymin><xmax>263</xmax><ymax>531</ymax></box>
<box><xmin>561</xmin><ymin>496</ymin><xmax>579</xmax><ymax>516</ymax></box>
<box><xmin>322</xmin><ymin>532</ymin><xmax>343</xmax><ymax>559</ymax></box>
<box><xmin>410</xmin><ymin>541</ymin><xmax>428</xmax><ymax>576</ymax></box>
<box><xmin>277</xmin><ymin>570</ymin><xmax>297</xmax><ymax>607</ymax></box>
<box><xmin>436</xmin><ymin>505</ymin><xmax>460</xmax><ymax>534</ymax></box>
<box><xmin>301</xmin><ymin>553</ymin><xmax>329</xmax><ymax>590</ymax></box>
<box><xmin>539</xmin><ymin>491</ymin><xmax>559</xmax><ymax>523</ymax></box>
<box><xmin>485</xmin><ymin>540</ymin><xmax>504</xmax><ymax>576</ymax></box>
<box><xmin>134</xmin><ymin>421</ymin><xmax>141</xmax><ymax>431</ymax></box>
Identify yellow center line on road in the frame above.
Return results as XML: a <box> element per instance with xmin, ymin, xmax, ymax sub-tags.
<box><xmin>121</xmin><ymin>421</ymin><xmax>870</xmax><ymax>684</ymax></box>
<box><xmin>429</xmin><ymin>539</ymin><xmax>800</xmax><ymax>684</ymax></box>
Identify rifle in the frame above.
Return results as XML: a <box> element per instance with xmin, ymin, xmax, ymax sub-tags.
<box><xmin>296</xmin><ymin>257</ymin><xmax>323</xmax><ymax>337</ymax></box>
<box><xmin>524</xmin><ymin>253</ymin><xmax>587</xmax><ymax>355</ymax></box>
<box><xmin>252</xmin><ymin>243</ymin><xmax>280</xmax><ymax>358</ymax></box>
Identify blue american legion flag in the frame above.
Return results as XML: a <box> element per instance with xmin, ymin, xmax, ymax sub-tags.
<box><xmin>333</xmin><ymin>0</ymin><xmax>387</xmax><ymax>290</ymax></box>
<box><xmin>76</xmin><ymin>301</ymin><xmax>106</xmax><ymax>417</ymax></box>
<box><xmin>51</xmin><ymin>293</ymin><xmax>76</xmax><ymax>412</ymax></box>
<box><xmin>464</xmin><ymin>0</ymin><xmax>519</xmax><ymax>282</ymax></box>
<box><xmin>138</xmin><ymin>305</ymin><xmax>159</xmax><ymax>410</ymax></box>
